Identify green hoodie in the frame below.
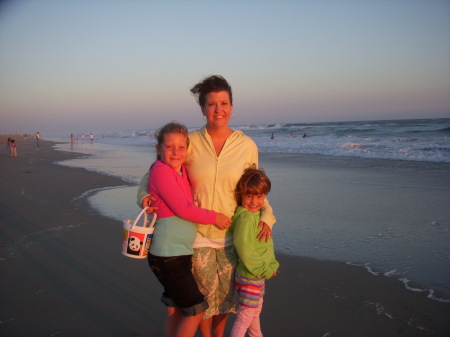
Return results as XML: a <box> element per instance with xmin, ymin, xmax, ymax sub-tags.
<box><xmin>231</xmin><ymin>206</ymin><xmax>279</xmax><ymax>279</ymax></box>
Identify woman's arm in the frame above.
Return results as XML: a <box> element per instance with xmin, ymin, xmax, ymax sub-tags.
<box><xmin>137</xmin><ymin>171</ymin><xmax>158</xmax><ymax>213</ymax></box>
<box><xmin>258</xmin><ymin>198</ymin><xmax>276</xmax><ymax>241</ymax></box>
<box><xmin>252</xmin><ymin>143</ymin><xmax>276</xmax><ymax>241</ymax></box>
<box><xmin>136</xmin><ymin>171</ymin><xmax>150</xmax><ymax>207</ymax></box>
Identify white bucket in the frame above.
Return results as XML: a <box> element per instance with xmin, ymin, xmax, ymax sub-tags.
<box><xmin>122</xmin><ymin>207</ymin><xmax>157</xmax><ymax>259</ymax></box>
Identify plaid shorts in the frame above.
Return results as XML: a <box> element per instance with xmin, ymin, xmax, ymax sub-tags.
<box><xmin>192</xmin><ymin>246</ymin><xmax>237</xmax><ymax>319</ymax></box>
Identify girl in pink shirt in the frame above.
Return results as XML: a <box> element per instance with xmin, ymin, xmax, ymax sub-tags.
<box><xmin>147</xmin><ymin>122</ymin><xmax>231</xmax><ymax>337</ymax></box>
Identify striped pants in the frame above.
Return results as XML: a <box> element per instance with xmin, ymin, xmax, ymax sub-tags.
<box><xmin>231</xmin><ymin>272</ymin><xmax>265</xmax><ymax>337</ymax></box>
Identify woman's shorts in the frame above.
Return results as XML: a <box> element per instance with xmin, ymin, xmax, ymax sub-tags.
<box><xmin>192</xmin><ymin>246</ymin><xmax>237</xmax><ymax>319</ymax></box>
<box><xmin>147</xmin><ymin>253</ymin><xmax>208</xmax><ymax>316</ymax></box>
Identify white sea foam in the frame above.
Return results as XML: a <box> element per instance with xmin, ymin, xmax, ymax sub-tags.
<box><xmin>345</xmin><ymin>262</ymin><xmax>380</xmax><ymax>276</ymax></box>
<box><xmin>1</xmin><ymin>223</ymin><xmax>81</xmax><ymax>261</ymax></box>
<box><xmin>427</xmin><ymin>289</ymin><xmax>450</xmax><ymax>303</ymax></box>
<box><xmin>342</xmin><ymin>264</ymin><xmax>450</xmax><ymax>302</ymax></box>
<box><xmin>0</xmin><ymin>317</ymin><xmax>15</xmax><ymax>324</ymax></box>
<box><xmin>72</xmin><ymin>186</ymin><xmax>129</xmax><ymax>201</ymax></box>
<box><xmin>364</xmin><ymin>263</ymin><xmax>380</xmax><ymax>276</ymax></box>
<box><xmin>48</xmin><ymin>118</ymin><xmax>450</xmax><ymax>163</ymax></box>
<box><xmin>365</xmin><ymin>301</ymin><xmax>394</xmax><ymax>319</ymax></box>
<box><xmin>399</xmin><ymin>278</ymin><xmax>450</xmax><ymax>303</ymax></box>
<box><xmin>384</xmin><ymin>269</ymin><xmax>402</xmax><ymax>277</ymax></box>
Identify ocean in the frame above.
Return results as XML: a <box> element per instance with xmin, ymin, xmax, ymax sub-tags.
<box><xmin>58</xmin><ymin>118</ymin><xmax>450</xmax><ymax>163</ymax></box>
<box><xmin>50</xmin><ymin>118</ymin><xmax>450</xmax><ymax>301</ymax></box>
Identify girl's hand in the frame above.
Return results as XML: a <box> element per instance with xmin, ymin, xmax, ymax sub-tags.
<box><xmin>215</xmin><ymin>213</ymin><xmax>232</xmax><ymax>230</ymax></box>
<box><xmin>257</xmin><ymin>222</ymin><xmax>272</xmax><ymax>242</ymax></box>
<box><xmin>141</xmin><ymin>194</ymin><xmax>158</xmax><ymax>214</ymax></box>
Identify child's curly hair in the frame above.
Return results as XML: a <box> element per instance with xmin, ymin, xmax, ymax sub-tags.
<box><xmin>234</xmin><ymin>165</ymin><xmax>271</xmax><ymax>206</ymax></box>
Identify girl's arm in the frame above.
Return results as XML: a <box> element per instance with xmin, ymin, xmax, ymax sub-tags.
<box><xmin>151</xmin><ymin>165</ymin><xmax>229</xmax><ymax>227</ymax></box>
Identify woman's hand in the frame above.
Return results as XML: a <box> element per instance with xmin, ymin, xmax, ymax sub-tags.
<box><xmin>257</xmin><ymin>221</ymin><xmax>272</xmax><ymax>242</ymax></box>
<box><xmin>141</xmin><ymin>194</ymin><xmax>158</xmax><ymax>214</ymax></box>
<box><xmin>215</xmin><ymin>213</ymin><xmax>232</xmax><ymax>230</ymax></box>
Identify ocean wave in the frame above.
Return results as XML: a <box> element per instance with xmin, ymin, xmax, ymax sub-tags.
<box><xmin>52</xmin><ymin>118</ymin><xmax>450</xmax><ymax>163</ymax></box>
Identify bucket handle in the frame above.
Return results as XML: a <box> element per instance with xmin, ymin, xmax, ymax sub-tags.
<box><xmin>131</xmin><ymin>207</ymin><xmax>157</xmax><ymax>229</ymax></box>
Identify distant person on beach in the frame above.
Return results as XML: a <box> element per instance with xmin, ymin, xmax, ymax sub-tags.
<box><xmin>271</xmin><ymin>132</ymin><xmax>274</xmax><ymax>139</ymax></box>
<box><xmin>90</xmin><ymin>133</ymin><xmax>94</xmax><ymax>143</ymax></box>
<box><xmin>146</xmin><ymin>122</ymin><xmax>231</xmax><ymax>337</ymax></box>
<box><xmin>137</xmin><ymin>75</ymin><xmax>276</xmax><ymax>337</ymax></box>
<box><xmin>6</xmin><ymin>138</ymin><xmax>11</xmax><ymax>152</ymax></box>
<box><xmin>81</xmin><ymin>133</ymin><xmax>85</xmax><ymax>142</ymax></box>
<box><xmin>230</xmin><ymin>167</ymin><xmax>279</xmax><ymax>337</ymax></box>
<box><xmin>36</xmin><ymin>132</ymin><xmax>40</xmax><ymax>146</ymax></box>
<box><xmin>9</xmin><ymin>139</ymin><xmax>17</xmax><ymax>157</ymax></box>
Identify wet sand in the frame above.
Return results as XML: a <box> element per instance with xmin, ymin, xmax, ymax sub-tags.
<box><xmin>0</xmin><ymin>135</ymin><xmax>449</xmax><ymax>336</ymax></box>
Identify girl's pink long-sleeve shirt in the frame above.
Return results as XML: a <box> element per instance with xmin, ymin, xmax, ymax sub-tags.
<box><xmin>148</xmin><ymin>160</ymin><xmax>216</xmax><ymax>224</ymax></box>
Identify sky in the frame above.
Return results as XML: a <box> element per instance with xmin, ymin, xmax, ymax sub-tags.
<box><xmin>0</xmin><ymin>0</ymin><xmax>449</xmax><ymax>136</ymax></box>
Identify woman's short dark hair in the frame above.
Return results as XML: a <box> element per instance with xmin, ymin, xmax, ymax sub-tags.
<box><xmin>190</xmin><ymin>75</ymin><xmax>233</xmax><ymax>107</ymax></box>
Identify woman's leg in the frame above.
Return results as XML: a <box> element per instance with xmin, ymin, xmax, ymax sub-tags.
<box><xmin>192</xmin><ymin>248</ymin><xmax>216</xmax><ymax>337</ymax></box>
<box><xmin>193</xmin><ymin>247</ymin><xmax>237</xmax><ymax>337</ymax></box>
<box><xmin>212</xmin><ymin>313</ymin><xmax>229</xmax><ymax>337</ymax></box>
<box><xmin>198</xmin><ymin>313</ymin><xmax>227</xmax><ymax>337</ymax></box>
<box><xmin>198</xmin><ymin>317</ymin><xmax>213</xmax><ymax>337</ymax></box>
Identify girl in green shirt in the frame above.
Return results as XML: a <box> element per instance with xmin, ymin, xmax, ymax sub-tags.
<box><xmin>230</xmin><ymin>167</ymin><xmax>279</xmax><ymax>337</ymax></box>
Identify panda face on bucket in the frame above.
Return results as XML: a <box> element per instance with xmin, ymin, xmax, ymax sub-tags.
<box><xmin>127</xmin><ymin>236</ymin><xmax>142</xmax><ymax>254</ymax></box>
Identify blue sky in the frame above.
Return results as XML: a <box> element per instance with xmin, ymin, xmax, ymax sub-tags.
<box><xmin>0</xmin><ymin>0</ymin><xmax>449</xmax><ymax>135</ymax></box>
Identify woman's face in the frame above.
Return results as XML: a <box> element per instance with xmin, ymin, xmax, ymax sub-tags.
<box><xmin>201</xmin><ymin>91</ymin><xmax>233</xmax><ymax>129</ymax></box>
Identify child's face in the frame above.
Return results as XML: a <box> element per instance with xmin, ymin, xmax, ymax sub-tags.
<box><xmin>157</xmin><ymin>132</ymin><xmax>188</xmax><ymax>172</ymax></box>
<box><xmin>241</xmin><ymin>193</ymin><xmax>267</xmax><ymax>213</ymax></box>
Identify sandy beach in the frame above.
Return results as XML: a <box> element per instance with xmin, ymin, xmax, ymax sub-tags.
<box><xmin>1</xmin><ymin>135</ymin><xmax>449</xmax><ymax>337</ymax></box>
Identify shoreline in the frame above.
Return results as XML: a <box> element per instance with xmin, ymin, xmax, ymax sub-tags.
<box><xmin>1</xmin><ymin>136</ymin><xmax>449</xmax><ymax>336</ymax></box>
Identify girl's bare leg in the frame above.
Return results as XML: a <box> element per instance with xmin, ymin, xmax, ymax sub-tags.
<box><xmin>176</xmin><ymin>312</ymin><xmax>205</xmax><ymax>337</ymax></box>
<box><xmin>165</xmin><ymin>307</ymin><xmax>183</xmax><ymax>337</ymax></box>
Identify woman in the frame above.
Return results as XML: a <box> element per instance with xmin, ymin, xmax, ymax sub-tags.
<box><xmin>137</xmin><ymin>75</ymin><xmax>275</xmax><ymax>337</ymax></box>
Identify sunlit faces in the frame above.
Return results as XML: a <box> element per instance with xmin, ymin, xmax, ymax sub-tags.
<box><xmin>241</xmin><ymin>194</ymin><xmax>267</xmax><ymax>213</ymax></box>
<box><xmin>201</xmin><ymin>91</ymin><xmax>233</xmax><ymax>128</ymax></box>
<box><xmin>156</xmin><ymin>133</ymin><xmax>188</xmax><ymax>172</ymax></box>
